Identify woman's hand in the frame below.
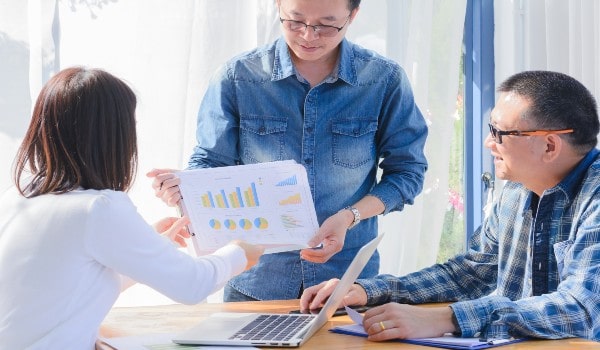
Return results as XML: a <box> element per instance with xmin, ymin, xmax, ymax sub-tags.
<box><xmin>153</xmin><ymin>216</ymin><xmax>191</xmax><ymax>247</ymax></box>
<box><xmin>229</xmin><ymin>240</ymin><xmax>265</xmax><ymax>270</ymax></box>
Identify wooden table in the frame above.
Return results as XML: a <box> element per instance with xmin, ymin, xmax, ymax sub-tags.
<box><xmin>101</xmin><ymin>299</ymin><xmax>600</xmax><ymax>349</ymax></box>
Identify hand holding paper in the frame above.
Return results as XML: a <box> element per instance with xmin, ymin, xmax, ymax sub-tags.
<box><xmin>147</xmin><ymin>168</ymin><xmax>183</xmax><ymax>207</ymax></box>
<box><xmin>300</xmin><ymin>211</ymin><xmax>349</xmax><ymax>263</ymax></box>
<box><xmin>229</xmin><ymin>240</ymin><xmax>265</xmax><ymax>271</ymax></box>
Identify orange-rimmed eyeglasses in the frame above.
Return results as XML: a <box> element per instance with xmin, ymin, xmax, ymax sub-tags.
<box><xmin>488</xmin><ymin>123</ymin><xmax>574</xmax><ymax>144</ymax></box>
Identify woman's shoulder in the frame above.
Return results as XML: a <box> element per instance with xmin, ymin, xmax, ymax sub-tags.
<box><xmin>61</xmin><ymin>189</ymin><xmax>133</xmax><ymax>215</ymax></box>
<box><xmin>0</xmin><ymin>187</ymin><xmax>128</xmax><ymax>207</ymax></box>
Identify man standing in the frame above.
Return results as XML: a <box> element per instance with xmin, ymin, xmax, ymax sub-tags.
<box><xmin>150</xmin><ymin>0</ymin><xmax>428</xmax><ymax>302</ymax></box>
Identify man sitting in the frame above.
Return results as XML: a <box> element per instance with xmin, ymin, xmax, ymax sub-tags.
<box><xmin>301</xmin><ymin>70</ymin><xmax>600</xmax><ymax>342</ymax></box>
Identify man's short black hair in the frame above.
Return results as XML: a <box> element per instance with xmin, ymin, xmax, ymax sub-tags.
<box><xmin>498</xmin><ymin>70</ymin><xmax>599</xmax><ymax>153</ymax></box>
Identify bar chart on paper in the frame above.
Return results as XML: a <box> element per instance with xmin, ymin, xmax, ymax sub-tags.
<box><xmin>199</xmin><ymin>182</ymin><xmax>260</xmax><ymax>209</ymax></box>
<box><xmin>176</xmin><ymin>161</ymin><xmax>319</xmax><ymax>255</ymax></box>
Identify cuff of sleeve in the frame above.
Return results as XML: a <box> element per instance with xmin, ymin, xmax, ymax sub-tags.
<box><xmin>213</xmin><ymin>244</ymin><xmax>247</xmax><ymax>279</ymax></box>
<box><xmin>369</xmin><ymin>184</ymin><xmax>405</xmax><ymax>214</ymax></box>
<box><xmin>450</xmin><ymin>299</ymin><xmax>489</xmax><ymax>338</ymax></box>
<box><xmin>356</xmin><ymin>276</ymin><xmax>394</xmax><ymax>305</ymax></box>
<box><xmin>449</xmin><ymin>306</ymin><xmax>462</xmax><ymax>336</ymax></box>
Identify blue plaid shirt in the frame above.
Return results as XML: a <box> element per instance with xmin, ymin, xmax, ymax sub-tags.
<box><xmin>358</xmin><ymin>148</ymin><xmax>600</xmax><ymax>341</ymax></box>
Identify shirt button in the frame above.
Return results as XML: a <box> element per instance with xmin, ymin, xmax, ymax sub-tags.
<box><xmin>306</xmin><ymin>127</ymin><xmax>313</xmax><ymax>133</ymax></box>
<box><xmin>258</xmin><ymin>126</ymin><xmax>266</xmax><ymax>134</ymax></box>
<box><xmin>304</xmin><ymin>159</ymin><xmax>312</xmax><ymax>164</ymax></box>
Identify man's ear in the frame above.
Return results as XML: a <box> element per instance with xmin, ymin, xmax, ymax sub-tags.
<box><xmin>543</xmin><ymin>134</ymin><xmax>562</xmax><ymax>162</ymax></box>
<box><xmin>349</xmin><ymin>7</ymin><xmax>360</xmax><ymax>22</ymax></box>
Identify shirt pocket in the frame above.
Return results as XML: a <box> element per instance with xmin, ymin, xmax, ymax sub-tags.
<box><xmin>240</xmin><ymin>117</ymin><xmax>288</xmax><ymax>163</ymax></box>
<box><xmin>553</xmin><ymin>239</ymin><xmax>573</xmax><ymax>282</ymax></box>
<box><xmin>332</xmin><ymin>119</ymin><xmax>378</xmax><ymax>169</ymax></box>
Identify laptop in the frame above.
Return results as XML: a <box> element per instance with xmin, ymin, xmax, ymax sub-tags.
<box><xmin>172</xmin><ymin>233</ymin><xmax>384</xmax><ymax>347</ymax></box>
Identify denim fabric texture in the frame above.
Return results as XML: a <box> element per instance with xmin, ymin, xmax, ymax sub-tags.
<box><xmin>223</xmin><ymin>284</ymin><xmax>259</xmax><ymax>302</ymax></box>
<box><xmin>358</xmin><ymin>149</ymin><xmax>600</xmax><ymax>341</ymax></box>
<box><xmin>189</xmin><ymin>37</ymin><xmax>428</xmax><ymax>300</ymax></box>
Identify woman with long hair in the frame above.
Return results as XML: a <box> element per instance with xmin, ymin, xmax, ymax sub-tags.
<box><xmin>0</xmin><ymin>67</ymin><xmax>263</xmax><ymax>349</ymax></box>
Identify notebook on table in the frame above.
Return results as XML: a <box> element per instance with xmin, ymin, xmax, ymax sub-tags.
<box><xmin>172</xmin><ymin>233</ymin><xmax>384</xmax><ymax>348</ymax></box>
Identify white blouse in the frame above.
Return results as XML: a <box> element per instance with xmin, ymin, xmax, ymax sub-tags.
<box><xmin>0</xmin><ymin>188</ymin><xmax>246</xmax><ymax>349</ymax></box>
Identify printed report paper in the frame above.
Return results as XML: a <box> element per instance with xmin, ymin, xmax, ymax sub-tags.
<box><xmin>177</xmin><ymin>161</ymin><xmax>319</xmax><ymax>255</ymax></box>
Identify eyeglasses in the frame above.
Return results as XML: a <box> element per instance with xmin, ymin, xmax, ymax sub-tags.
<box><xmin>279</xmin><ymin>13</ymin><xmax>350</xmax><ymax>37</ymax></box>
<box><xmin>488</xmin><ymin>123</ymin><xmax>574</xmax><ymax>144</ymax></box>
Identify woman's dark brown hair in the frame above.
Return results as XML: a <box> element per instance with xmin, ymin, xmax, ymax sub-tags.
<box><xmin>14</xmin><ymin>66</ymin><xmax>138</xmax><ymax>197</ymax></box>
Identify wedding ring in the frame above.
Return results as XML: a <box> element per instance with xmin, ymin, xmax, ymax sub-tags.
<box><xmin>379</xmin><ymin>321</ymin><xmax>386</xmax><ymax>331</ymax></box>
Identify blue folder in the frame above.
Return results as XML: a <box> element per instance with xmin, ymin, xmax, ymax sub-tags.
<box><xmin>330</xmin><ymin>324</ymin><xmax>526</xmax><ymax>349</ymax></box>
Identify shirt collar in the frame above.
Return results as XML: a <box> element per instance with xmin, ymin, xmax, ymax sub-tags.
<box><xmin>272</xmin><ymin>38</ymin><xmax>294</xmax><ymax>81</ymax></box>
<box><xmin>336</xmin><ymin>39</ymin><xmax>358</xmax><ymax>85</ymax></box>
<box><xmin>271</xmin><ymin>37</ymin><xmax>358</xmax><ymax>85</ymax></box>
<box><xmin>548</xmin><ymin>148</ymin><xmax>600</xmax><ymax>200</ymax></box>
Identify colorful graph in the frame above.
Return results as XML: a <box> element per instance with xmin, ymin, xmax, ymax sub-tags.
<box><xmin>178</xmin><ymin>162</ymin><xmax>319</xmax><ymax>255</ymax></box>
<box><xmin>200</xmin><ymin>182</ymin><xmax>259</xmax><ymax>209</ymax></box>
<box><xmin>281</xmin><ymin>214</ymin><xmax>303</xmax><ymax>228</ymax></box>
<box><xmin>224</xmin><ymin>219</ymin><xmax>237</xmax><ymax>230</ymax></box>
<box><xmin>254</xmin><ymin>217</ymin><xmax>268</xmax><ymax>229</ymax></box>
<box><xmin>279</xmin><ymin>193</ymin><xmax>301</xmax><ymax>205</ymax></box>
<box><xmin>207</xmin><ymin>217</ymin><xmax>269</xmax><ymax>230</ymax></box>
<box><xmin>239</xmin><ymin>219</ymin><xmax>253</xmax><ymax>230</ymax></box>
<box><xmin>276</xmin><ymin>175</ymin><xmax>298</xmax><ymax>186</ymax></box>
<box><xmin>209</xmin><ymin>219</ymin><xmax>222</xmax><ymax>230</ymax></box>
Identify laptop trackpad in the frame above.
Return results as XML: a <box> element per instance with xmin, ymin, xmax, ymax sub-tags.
<box><xmin>174</xmin><ymin>313</ymin><xmax>258</xmax><ymax>342</ymax></box>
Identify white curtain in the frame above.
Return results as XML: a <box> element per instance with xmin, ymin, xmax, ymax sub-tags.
<box><xmin>371</xmin><ymin>1</ymin><xmax>467</xmax><ymax>276</ymax></box>
<box><xmin>492</xmin><ymin>1</ymin><xmax>600</xmax><ymax>207</ymax></box>
<box><xmin>0</xmin><ymin>0</ymin><xmax>466</xmax><ymax>305</ymax></box>
<box><xmin>495</xmin><ymin>0</ymin><xmax>600</xmax><ymax>103</ymax></box>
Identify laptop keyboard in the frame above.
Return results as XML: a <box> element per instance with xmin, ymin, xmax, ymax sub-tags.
<box><xmin>229</xmin><ymin>314</ymin><xmax>314</xmax><ymax>341</ymax></box>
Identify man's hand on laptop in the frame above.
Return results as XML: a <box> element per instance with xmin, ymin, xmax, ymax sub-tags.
<box><xmin>300</xmin><ymin>278</ymin><xmax>368</xmax><ymax>311</ymax></box>
<box><xmin>230</xmin><ymin>240</ymin><xmax>265</xmax><ymax>270</ymax></box>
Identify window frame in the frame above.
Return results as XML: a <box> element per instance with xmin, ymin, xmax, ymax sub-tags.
<box><xmin>463</xmin><ymin>0</ymin><xmax>495</xmax><ymax>242</ymax></box>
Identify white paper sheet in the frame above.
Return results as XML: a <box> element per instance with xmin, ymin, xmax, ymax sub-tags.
<box><xmin>176</xmin><ymin>161</ymin><xmax>319</xmax><ymax>255</ymax></box>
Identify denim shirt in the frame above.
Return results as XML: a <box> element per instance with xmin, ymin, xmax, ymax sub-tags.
<box><xmin>189</xmin><ymin>37</ymin><xmax>428</xmax><ymax>300</ymax></box>
<box><xmin>359</xmin><ymin>149</ymin><xmax>600</xmax><ymax>341</ymax></box>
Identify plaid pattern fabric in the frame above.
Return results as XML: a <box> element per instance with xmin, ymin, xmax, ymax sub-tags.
<box><xmin>358</xmin><ymin>149</ymin><xmax>600</xmax><ymax>341</ymax></box>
